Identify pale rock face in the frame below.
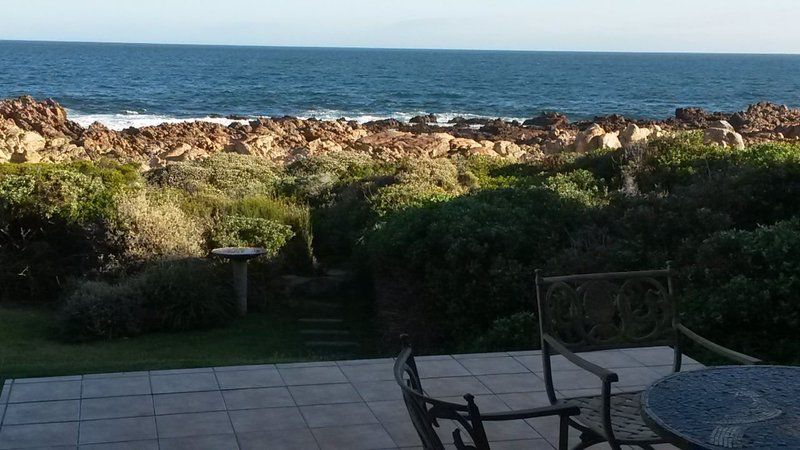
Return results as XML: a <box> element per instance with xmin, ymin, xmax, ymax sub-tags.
<box><xmin>619</xmin><ymin>124</ymin><xmax>652</xmax><ymax>148</ymax></box>
<box><xmin>574</xmin><ymin>124</ymin><xmax>606</xmax><ymax>153</ymax></box>
<box><xmin>306</xmin><ymin>138</ymin><xmax>344</xmax><ymax>154</ymax></box>
<box><xmin>492</xmin><ymin>140</ymin><xmax>522</xmax><ymax>157</ymax></box>
<box><xmin>704</xmin><ymin>127</ymin><xmax>745</xmax><ymax>150</ymax></box>
<box><xmin>10</xmin><ymin>149</ymin><xmax>42</xmax><ymax>163</ymax></box>
<box><xmin>449</xmin><ymin>138</ymin><xmax>483</xmax><ymax>153</ymax></box>
<box><xmin>591</xmin><ymin>131</ymin><xmax>622</xmax><ymax>150</ymax></box>
<box><xmin>704</xmin><ymin>120</ymin><xmax>745</xmax><ymax>149</ymax></box>
<box><xmin>231</xmin><ymin>134</ymin><xmax>278</xmax><ymax>158</ymax></box>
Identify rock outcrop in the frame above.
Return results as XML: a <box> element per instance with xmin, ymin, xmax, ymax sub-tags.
<box><xmin>1</xmin><ymin>96</ymin><xmax>799</xmax><ymax>169</ymax></box>
<box><xmin>703</xmin><ymin>120</ymin><xmax>745</xmax><ymax>149</ymax></box>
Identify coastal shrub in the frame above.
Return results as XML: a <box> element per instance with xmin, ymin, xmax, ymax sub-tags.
<box><xmin>0</xmin><ymin>162</ymin><xmax>140</xmax><ymax>303</ymax></box>
<box><xmin>60</xmin><ymin>280</ymin><xmax>143</xmax><ymax>340</ymax></box>
<box><xmin>682</xmin><ymin>218</ymin><xmax>800</xmax><ymax>363</ymax></box>
<box><xmin>211</xmin><ymin>215</ymin><xmax>294</xmax><ymax>257</ymax></box>
<box><xmin>146</xmin><ymin>153</ymin><xmax>283</xmax><ymax>198</ymax></box>
<box><xmin>287</xmin><ymin>151</ymin><xmax>385</xmax><ymax>201</ymax></box>
<box><xmin>467</xmin><ymin>312</ymin><xmax>539</xmax><ymax>353</ymax></box>
<box><xmin>226</xmin><ymin>196</ymin><xmax>315</xmax><ymax>271</ymax></box>
<box><xmin>60</xmin><ymin>259</ymin><xmax>236</xmax><ymax>340</ymax></box>
<box><xmin>107</xmin><ymin>189</ymin><xmax>205</xmax><ymax>263</ymax></box>
<box><xmin>368</xmin><ymin>158</ymin><xmax>465</xmax><ymax>216</ymax></box>
<box><xmin>367</xmin><ymin>186</ymin><xmax>589</xmax><ymax>343</ymax></box>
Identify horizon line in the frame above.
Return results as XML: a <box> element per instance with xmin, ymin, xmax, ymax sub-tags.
<box><xmin>1</xmin><ymin>38</ymin><xmax>799</xmax><ymax>56</ymax></box>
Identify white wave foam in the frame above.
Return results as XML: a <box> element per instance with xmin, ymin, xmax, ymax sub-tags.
<box><xmin>69</xmin><ymin>109</ymin><xmax>529</xmax><ymax>131</ymax></box>
<box><xmin>69</xmin><ymin>111</ymin><xmax>247</xmax><ymax>131</ymax></box>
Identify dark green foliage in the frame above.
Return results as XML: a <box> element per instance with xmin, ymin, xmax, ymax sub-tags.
<box><xmin>467</xmin><ymin>312</ymin><xmax>539</xmax><ymax>353</ymax></box>
<box><xmin>683</xmin><ymin>218</ymin><xmax>800</xmax><ymax>363</ymax></box>
<box><xmin>211</xmin><ymin>215</ymin><xmax>294</xmax><ymax>257</ymax></box>
<box><xmin>60</xmin><ymin>259</ymin><xmax>237</xmax><ymax>340</ymax></box>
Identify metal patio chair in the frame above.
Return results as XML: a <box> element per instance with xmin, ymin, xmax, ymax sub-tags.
<box><xmin>534</xmin><ymin>266</ymin><xmax>761</xmax><ymax>450</ymax></box>
<box><xmin>395</xmin><ymin>335</ymin><xmax>580</xmax><ymax>450</ymax></box>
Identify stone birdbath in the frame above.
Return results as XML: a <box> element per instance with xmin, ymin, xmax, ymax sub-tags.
<box><xmin>211</xmin><ymin>247</ymin><xmax>267</xmax><ymax>316</ymax></box>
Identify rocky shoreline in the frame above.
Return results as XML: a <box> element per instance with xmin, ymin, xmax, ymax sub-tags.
<box><xmin>2</xmin><ymin>96</ymin><xmax>800</xmax><ymax>168</ymax></box>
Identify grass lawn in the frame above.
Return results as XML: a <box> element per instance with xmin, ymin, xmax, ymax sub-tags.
<box><xmin>0</xmin><ymin>305</ymin><xmax>332</xmax><ymax>381</ymax></box>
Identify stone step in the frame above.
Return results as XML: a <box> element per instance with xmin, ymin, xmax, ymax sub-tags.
<box><xmin>300</xmin><ymin>300</ymin><xmax>343</xmax><ymax>310</ymax></box>
<box><xmin>300</xmin><ymin>329</ymin><xmax>351</xmax><ymax>336</ymax></box>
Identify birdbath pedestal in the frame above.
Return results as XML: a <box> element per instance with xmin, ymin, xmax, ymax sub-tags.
<box><xmin>212</xmin><ymin>247</ymin><xmax>267</xmax><ymax>316</ymax></box>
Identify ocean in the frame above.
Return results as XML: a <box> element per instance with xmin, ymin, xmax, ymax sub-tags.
<box><xmin>2</xmin><ymin>40</ymin><xmax>799</xmax><ymax>130</ymax></box>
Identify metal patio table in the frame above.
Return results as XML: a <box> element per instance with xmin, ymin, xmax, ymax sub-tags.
<box><xmin>641</xmin><ymin>366</ymin><xmax>800</xmax><ymax>449</ymax></box>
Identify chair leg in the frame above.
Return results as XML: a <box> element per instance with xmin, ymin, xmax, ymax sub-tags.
<box><xmin>558</xmin><ymin>415</ymin><xmax>569</xmax><ymax>450</ymax></box>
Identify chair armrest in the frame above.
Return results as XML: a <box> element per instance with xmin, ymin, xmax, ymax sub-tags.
<box><xmin>478</xmin><ymin>404</ymin><xmax>580</xmax><ymax>421</ymax></box>
<box><xmin>544</xmin><ymin>334</ymin><xmax>619</xmax><ymax>383</ymax></box>
<box><xmin>677</xmin><ymin>324</ymin><xmax>761</xmax><ymax>365</ymax></box>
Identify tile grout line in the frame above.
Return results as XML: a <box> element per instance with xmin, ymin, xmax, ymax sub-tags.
<box><xmin>275</xmin><ymin>364</ymin><xmax>321</xmax><ymax>450</ymax></box>
<box><xmin>211</xmin><ymin>368</ymin><xmax>241</xmax><ymax>450</ymax></box>
<box><xmin>147</xmin><ymin>372</ymin><xmax>161</xmax><ymax>450</ymax></box>
<box><xmin>347</xmin><ymin>362</ymin><xmax>400</xmax><ymax>449</ymax></box>
<box><xmin>76</xmin><ymin>374</ymin><xmax>84</xmax><ymax>448</ymax></box>
<box><xmin>0</xmin><ymin>379</ymin><xmax>12</xmax><ymax>429</ymax></box>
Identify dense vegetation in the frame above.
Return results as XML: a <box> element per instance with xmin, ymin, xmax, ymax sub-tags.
<box><xmin>1</xmin><ymin>133</ymin><xmax>799</xmax><ymax>363</ymax></box>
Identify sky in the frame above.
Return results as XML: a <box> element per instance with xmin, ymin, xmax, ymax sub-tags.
<box><xmin>1</xmin><ymin>0</ymin><xmax>799</xmax><ymax>54</ymax></box>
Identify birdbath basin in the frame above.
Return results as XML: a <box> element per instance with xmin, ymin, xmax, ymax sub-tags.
<box><xmin>212</xmin><ymin>247</ymin><xmax>267</xmax><ymax>316</ymax></box>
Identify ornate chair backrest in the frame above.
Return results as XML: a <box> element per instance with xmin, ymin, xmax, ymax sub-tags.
<box><xmin>535</xmin><ymin>268</ymin><xmax>677</xmax><ymax>352</ymax></box>
<box><xmin>394</xmin><ymin>337</ymin><xmax>490</xmax><ymax>450</ymax></box>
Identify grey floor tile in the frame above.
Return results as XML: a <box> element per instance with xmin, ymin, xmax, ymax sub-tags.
<box><xmin>150</xmin><ymin>373</ymin><xmax>218</xmax><ymax>394</ymax></box>
<box><xmin>352</xmin><ymin>380</ymin><xmax>403</xmax><ymax>402</ymax></box>
<box><xmin>340</xmin><ymin>362</ymin><xmax>396</xmax><ymax>382</ymax></box>
<box><xmin>337</xmin><ymin>357</ymin><xmax>394</xmax><ymax>366</ymax></box>
<box><xmin>277</xmin><ymin>366</ymin><xmax>348</xmax><ymax>386</ymax></box>
<box><xmin>276</xmin><ymin>361</ymin><xmax>338</xmax><ymax>369</ymax></box>
<box><xmin>289</xmin><ymin>383</ymin><xmax>362</xmax><ymax>406</ymax></box>
<box><xmin>366</xmin><ymin>400</ymin><xmax>409</xmax><ymax>424</ymax></box>
<box><xmin>81</xmin><ymin>395</ymin><xmax>154</xmax><ymax>420</ymax></box>
<box><xmin>80</xmin><ymin>440</ymin><xmax>159</xmax><ymax>450</ymax></box>
<box><xmin>300</xmin><ymin>402</ymin><xmax>378</xmax><ymax>428</ymax></box>
<box><xmin>82</xmin><ymin>377</ymin><xmax>151</xmax><ymax>399</ymax></box>
<box><xmin>420</xmin><ymin>377</ymin><xmax>492</xmax><ymax>397</ymax></box>
<box><xmin>78</xmin><ymin>416</ymin><xmax>156</xmax><ymax>445</ymax></box>
<box><xmin>1</xmin><ymin>380</ymin><xmax>10</xmax><ymax>403</ymax></box>
<box><xmin>311</xmin><ymin>423</ymin><xmax>396</xmax><ymax>450</ymax></box>
<box><xmin>619</xmin><ymin>347</ymin><xmax>683</xmax><ymax>366</ymax></box>
<box><xmin>3</xmin><ymin>399</ymin><xmax>80</xmax><ymax>425</ymax></box>
<box><xmin>416</xmin><ymin>359</ymin><xmax>470</xmax><ymax>378</ymax></box>
<box><xmin>484</xmin><ymin>419</ymin><xmax>541</xmax><ymax>441</ymax></box>
<box><xmin>490</xmin><ymin>438</ymin><xmax>554</xmax><ymax>449</ymax></box>
<box><xmin>513</xmin><ymin>354</ymin><xmax>575</xmax><ymax>373</ymax></box>
<box><xmin>237</xmin><ymin>428</ymin><xmax>320</xmax><ymax>450</ymax></box>
<box><xmin>83</xmin><ymin>371</ymin><xmax>149</xmax><ymax>380</ymax></box>
<box><xmin>615</xmin><ymin>367</ymin><xmax>663</xmax><ymax>387</ymax></box>
<box><xmin>380</xmin><ymin>420</ymin><xmax>422</xmax><ymax>447</ymax></box>
<box><xmin>439</xmin><ymin>394</ymin><xmax>510</xmax><ymax>412</ymax></box>
<box><xmin>215</xmin><ymin>364</ymin><xmax>275</xmax><ymax>372</ymax></box>
<box><xmin>497</xmin><ymin>392</ymin><xmax>553</xmax><ymax>410</ymax></box>
<box><xmin>459</xmin><ymin>356</ymin><xmax>529</xmax><ymax>375</ymax></box>
<box><xmin>579</xmin><ymin>350</ymin><xmax>643</xmax><ymax>368</ymax></box>
<box><xmin>216</xmin><ymin>368</ymin><xmax>283</xmax><ymax>390</ymax></box>
<box><xmin>228</xmin><ymin>406</ymin><xmax>307</xmax><ymax>433</ymax></box>
<box><xmin>15</xmin><ymin>375</ymin><xmax>83</xmax><ymax>384</ymax></box>
<box><xmin>155</xmin><ymin>411</ymin><xmax>233</xmax><ymax>439</ymax></box>
<box><xmin>549</xmin><ymin>370</ymin><xmax>602</xmax><ymax>392</ymax></box>
<box><xmin>150</xmin><ymin>367</ymin><xmax>213</xmax><ymax>375</ymax></box>
<box><xmin>223</xmin><ymin>387</ymin><xmax>295</xmax><ymax>410</ymax></box>
<box><xmin>478</xmin><ymin>373</ymin><xmax>546</xmax><ymax>394</ymax></box>
<box><xmin>154</xmin><ymin>391</ymin><xmax>226</xmax><ymax>415</ymax></box>
<box><xmin>159</xmin><ymin>433</ymin><xmax>240</xmax><ymax>450</ymax></box>
<box><xmin>452</xmin><ymin>352</ymin><xmax>510</xmax><ymax>360</ymax></box>
<box><xmin>507</xmin><ymin>350</ymin><xmax>542</xmax><ymax>357</ymax></box>
<box><xmin>0</xmin><ymin>421</ymin><xmax>79</xmax><ymax>449</ymax></box>
<box><xmin>9</xmin><ymin>381</ymin><xmax>82</xmax><ymax>403</ymax></box>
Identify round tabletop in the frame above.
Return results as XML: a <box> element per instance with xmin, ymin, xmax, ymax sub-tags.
<box><xmin>641</xmin><ymin>366</ymin><xmax>800</xmax><ymax>449</ymax></box>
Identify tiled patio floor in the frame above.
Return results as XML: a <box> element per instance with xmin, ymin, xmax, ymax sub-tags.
<box><xmin>0</xmin><ymin>347</ymin><xmax>701</xmax><ymax>449</ymax></box>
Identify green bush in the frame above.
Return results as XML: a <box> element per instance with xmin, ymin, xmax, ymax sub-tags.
<box><xmin>60</xmin><ymin>259</ymin><xmax>237</xmax><ymax>340</ymax></box>
<box><xmin>467</xmin><ymin>312</ymin><xmax>539</xmax><ymax>353</ymax></box>
<box><xmin>226</xmin><ymin>196</ymin><xmax>315</xmax><ymax>272</ymax></box>
<box><xmin>211</xmin><ymin>215</ymin><xmax>294</xmax><ymax>257</ymax></box>
<box><xmin>683</xmin><ymin>218</ymin><xmax>800</xmax><ymax>363</ymax></box>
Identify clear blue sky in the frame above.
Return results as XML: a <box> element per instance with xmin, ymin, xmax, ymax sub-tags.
<box><xmin>2</xmin><ymin>0</ymin><xmax>799</xmax><ymax>53</ymax></box>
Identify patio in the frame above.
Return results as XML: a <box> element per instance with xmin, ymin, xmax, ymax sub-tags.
<box><xmin>0</xmin><ymin>346</ymin><xmax>700</xmax><ymax>450</ymax></box>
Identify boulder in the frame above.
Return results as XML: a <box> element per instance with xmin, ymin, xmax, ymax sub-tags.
<box><xmin>493</xmin><ymin>141</ymin><xmax>522</xmax><ymax>157</ymax></box>
<box><xmin>449</xmin><ymin>138</ymin><xmax>483</xmax><ymax>153</ymax></box>
<box><xmin>523</xmin><ymin>112</ymin><xmax>569</xmax><ymax>129</ymax></box>
<box><xmin>703</xmin><ymin>121</ymin><xmax>745</xmax><ymax>149</ymax></box>
<box><xmin>619</xmin><ymin>124</ymin><xmax>652</xmax><ymax>148</ymax></box>
<box><xmin>574</xmin><ymin>124</ymin><xmax>606</xmax><ymax>153</ymax></box>
<box><xmin>0</xmin><ymin>95</ymin><xmax>84</xmax><ymax>139</ymax></box>
<box><xmin>409</xmin><ymin>114</ymin><xmax>438</xmax><ymax>125</ymax></box>
<box><xmin>591</xmin><ymin>131</ymin><xmax>622</xmax><ymax>150</ymax></box>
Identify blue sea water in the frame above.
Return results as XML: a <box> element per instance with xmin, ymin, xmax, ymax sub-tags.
<box><xmin>1</xmin><ymin>40</ymin><xmax>799</xmax><ymax>129</ymax></box>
